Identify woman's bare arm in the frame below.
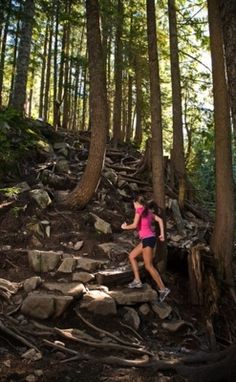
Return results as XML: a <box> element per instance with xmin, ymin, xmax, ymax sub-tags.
<box><xmin>154</xmin><ymin>214</ymin><xmax>165</xmax><ymax>241</ymax></box>
<box><xmin>121</xmin><ymin>213</ymin><xmax>141</xmax><ymax>230</ymax></box>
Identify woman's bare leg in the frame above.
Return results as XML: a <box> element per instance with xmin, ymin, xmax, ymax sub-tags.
<box><xmin>129</xmin><ymin>242</ymin><xmax>143</xmax><ymax>281</ymax></box>
<box><xmin>143</xmin><ymin>247</ymin><xmax>165</xmax><ymax>290</ymax></box>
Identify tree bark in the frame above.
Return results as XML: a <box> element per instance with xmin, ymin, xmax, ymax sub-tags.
<box><xmin>44</xmin><ymin>19</ymin><xmax>53</xmax><ymax>121</ymax></box>
<box><xmin>112</xmin><ymin>0</ymin><xmax>123</xmax><ymax>146</ymax></box>
<box><xmin>65</xmin><ymin>0</ymin><xmax>108</xmax><ymax>208</ymax></box>
<box><xmin>38</xmin><ymin>23</ymin><xmax>48</xmax><ymax>119</ymax></box>
<box><xmin>146</xmin><ymin>0</ymin><xmax>167</xmax><ymax>266</ymax></box>
<box><xmin>134</xmin><ymin>54</ymin><xmax>143</xmax><ymax>147</ymax></box>
<box><xmin>0</xmin><ymin>0</ymin><xmax>11</xmax><ymax>106</ymax></box>
<box><xmin>168</xmin><ymin>0</ymin><xmax>186</xmax><ymax>208</ymax></box>
<box><xmin>208</xmin><ymin>0</ymin><xmax>235</xmax><ymax>286</ymax></box>
<box><xmin>219</xmin><ymin>0</ymin><xmax>236</xmax><ymax>144</ymax></box>
<box><xmin>10</xmin><ymin>0</ymin><xmax>35</xmax><ymax>114</ymax></box>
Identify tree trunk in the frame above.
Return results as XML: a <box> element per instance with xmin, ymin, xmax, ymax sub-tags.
<box><xmin>10</xmin><ymin>0</ymin><xmax>35</xmax><ymax>114</ymax></box>
<box><xmin>0</xmin><ymin>0</ymin><xmax>11</xmax><ymax>107</ymax></box>
<box><xmin>81</xmin><ymin>59</ymin><xmax>88</xmax><ymax>131</ymax></box>
<box><xmin>8</xmin><ymin>3</ymin><xmax>21</xmax><ymax>106</ymax></box>
<box><xmin>146</xmin><ymin>0</ymin><xmax>167</xmax><ymax>266</ymax></box>
<box><xmin>112</xmin><ymin>0</ymin><xmax>123</xmax><ymax>146</ymax></box>
<box><xmin>219</xmin><ymin>0</ymin><xmax>236</xmax><ymax>144</ymax></box>
<box><xmin>53</xmin><ymin>0</ymin><xmax>59</xmax><ymax>128</ymax></box>
<box><xmin>65</xmin><ymin>0</ymin><xmax>108</xmax><ymax>208</ymax></box>
<box><xmin>208</xmin><ymin>0</ymin><xmax>235</xmax><ymax>286</ymax></box>
<box><xmin>168</xmin><ymin>0</ymin><xmax>186</xmax><ymax>208</ymax></box>
<box><xmin>126</xmin><ymin>74</ymin><xmax>133</xmax><ymax>143</ymax></box>
<box><xmin>39</xmin><ymin>23</ymin><xmax>49</xmax><ymax>119</ymax></box>
<box><xmin>43</xmin><ymin>20</ymin><xmax>52</xmax><ymax>121</ymax></box>
<box><xmin>134</xmin><ymin>54</ymin><xmax>143</xmax><ymax>147</ymax></box>
<box><xmin>62</xmin><ymin>0</ymin><xmax>72</xmax><ymax>130</ymax></box>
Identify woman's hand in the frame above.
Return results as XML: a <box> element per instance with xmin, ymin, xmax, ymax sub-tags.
<box><xmin>121</xmin><ymin>222</ymin><xmax>127</xmax><ymax>229</ymax></box>
<box><xmin>159</xmin><ymin>234</ymin><xmax>165</xmax><ymax>241</ymax></box>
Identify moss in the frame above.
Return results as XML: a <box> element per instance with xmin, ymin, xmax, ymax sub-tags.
<box><xmin>0</xmin><ymin>109</ymin><xmax>50</xmax><ymax>177</ymax></box>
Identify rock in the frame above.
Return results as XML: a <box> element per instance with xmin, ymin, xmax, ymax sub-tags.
<box><xmin>76</xmin><ymin>256</ymin><xmax>108</xmax><ymax>272</ymax></box>
<box><xmin>79</xmin><ymin>290</ymin><xmax>117</xmax><ymax>315</ymax></box>
<box><xmin>22</xmin><ymin>348</ymin><xmax>42</xmax><ymax>361</ymax></box>
<box><xmin>53</xmin><ymin>142</ymin><xmax>70</xmax><ymax>157</ymax></box>
<box><xmin>139</xmin><ymin>303</ymin><xmax>150</xmax><ymax>316</ymax></box>
<box><xmin>151</xmin><ymin>302</ymin><xmax>172</xmax><ymax>319</ymax></box>
<box><xmin>25</xmin><ymin>375</ymin><xmax>36</xmax><ymax>382</ymax></box>
<box><xmin>0</xmin><ymin>278</ymin><xmax>20</xmax><ymax>295</ymax></box>
<box><xmin>90</xmin><ymin>213</ymin><xmax>112</xmax><ymax>234</ymax></box>
<box><xmin>15</xmin><ymin>181</ymin><xmax>31</xmax><ymax>193</ymax></box>
<box><xmin>129</xmin><ymin>182</ymin><xmax>139</xmax><ymax>191</ymax></box>
<box><xmin>98</xmin><ymin>242</ymin><xmax>123</xmax><ymax>257</ymax></box>
<box><xmin>30</xmin><ymin>189</ymin><xmax>52</xmax><ymax>209</ymax></box>
<box><xmin>21</xmin><ymin>293</ymin><xmax>73</xmax><ymax>319</ymax></box>
<box><xmin>34</xmin><ymin>370</ymin><xmax>44</xmax><ymax>377</ymax></box>
<box><xmin>123</xmin><ymin>307</ymin><xmax>140</xmax><ymax>330</ymax></box>
<box><xmin>24</xmin><ymin>276</ymin><xmax>42</xmax><ymax>293</ymax></box>
<box><xmin>104</xmin><ymin>169</ymin><xmax>118</xmax><ymax>185</ymax></box>
<box><xmin>28</xmin><ymin>249</ymin><xmax>62</xmax><ymax>272</ymax></box>
<box><xmin>74</xmin><ymin>241</ymin><xmax>84</xmax><ymax>250</ymax></box>
<box><xmin>26</xmin><ymin>222</ymin><xmax>44</xmax><ymax>237</ymax></box>
<box><xmin>55</xmin><ymin>159</ymin><xmax>70</xmax><ymax>173</ymax></box>
<box><xmin>108</xmin><ymin>284</ymin><xmax>158</xmax><ymax>305</ymax></box>
<box><xmin>57</xmin><ymin>258</ymin><xmax>77</xmax><ymax>273</ymax></box>
<box><xmin>162</xmin><ymin>320</ymin><xmax>191</xmax><ymax>333</ymax></box>
<box><xmin>72</xmin><ymin>272</ymin><xmax>95</xmax><ymax>283</ymax></box>
<box><xmin>43</xmin><ymin>282</ymin><xmax>86</xmax><ymax>297</ymax></box>
<box><xmin>170</xmin><ymin>234</ymin><xmax>182</xmax><ymax>242</ymax></box>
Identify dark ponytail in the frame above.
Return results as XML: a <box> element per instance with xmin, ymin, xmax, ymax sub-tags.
<box><xmin>148</xmin><ymin>200</ymin><xmax>162</xmax><ymax>217</ymax></box>
<box><xmin>133</xmin><ymin>194</ymin><xmax>149</xmax><ymax>216</ymax></box>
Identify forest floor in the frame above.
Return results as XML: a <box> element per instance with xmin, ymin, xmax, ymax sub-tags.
<box><xmin>0</xmin><ymin>120</ymin><xmax>235</xmax><ymax>382</ymax></box>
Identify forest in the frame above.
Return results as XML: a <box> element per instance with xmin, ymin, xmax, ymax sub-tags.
<box><xmin>0</xmin><ymin>0</ymin><xmax>235</xmax><ymax>381</ymax></box>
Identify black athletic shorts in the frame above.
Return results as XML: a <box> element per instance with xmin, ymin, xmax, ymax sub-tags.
<box><xmin>142</xmin><ymin>236</ymin><xmax>156</xmax><ymax>248</ymax></box>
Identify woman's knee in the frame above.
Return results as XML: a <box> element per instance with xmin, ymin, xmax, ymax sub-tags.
<box><xmin>129</xmin><ymin>251</ymin><xmax>136</xmax><ymax>261</ymax></box>
<box><xmin>144</xmin><ymin>262</ymin><xmax>153</xmax><ymax>272</ymax></box>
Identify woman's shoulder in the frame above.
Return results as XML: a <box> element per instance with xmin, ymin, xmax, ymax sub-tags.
<box><xmin>135</xmin><ymin>206</ymin><xmax>144</xmax><ymax>214</ymax></box>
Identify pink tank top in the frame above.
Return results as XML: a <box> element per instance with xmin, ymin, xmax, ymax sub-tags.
<box><xmin>135</xmin><ymin>207</ymin><xmax>155</xmax><ymax>239</ymax></box>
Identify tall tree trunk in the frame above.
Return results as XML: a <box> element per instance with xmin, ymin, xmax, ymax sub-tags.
<box><xmin>208</xmin><ymin>0</ymin><xmax>235</xmax><ymax>289</ymax></box>
<box><xmin>0</xmin><ymin>0</ymin><xmax>11</xmax><ymax>107</ymax></box>
<box><xmin>8</xmin><ymin>11</ymin><xmax>21</xmax><ymax>105</ymax></box>
<box><xmin>44</xmin><ymin>19</ymin><xmax>53</xmax><ymax>121</ymax></box>
<box><xmin>62</xmin><ymin>0</ymin><xmax>71</xmax><ymax>130</ymax></box>
<box><xmin>126</xmin><ymin>74</ymin><xmax>133</xmax><ymax>142</ymax></box>
<box><xmin>57</xmin><ymin>22</ymin><xmax>67</xmax><ymax>128</ymax></box>
<box><xmin>53</xmin><ymin>0</ymin><xmax>59</xmax><ymax>128</ymax></box>
<box><xmin>39</xmin><ymin>23</ymin><xmax>49</xmax><ymax>119</ymax></box>
<box><xmin>81</xmin><ymin>60</ymin><xmax>88</xmax><ymax>131</ymax></box>
<box><xmin>219</xmin><ymin>0</ymin><xmax>236</xmax><ymax>144</ymax></box>
<box><xmin>10</xmin><ymin>0</ymin><xmax>35</xmax><ymax>114</ymax></box>
<box><xmin>168</xmin><ymin>0</ymin><xmax>186</xmax><ymax>208</ymax></box>
<box><xmin>112</xmin><ymin>0</ymin><xmax>123</xmax><ymax>146</ymax></box>
<box><xmin>134</xmin><ymin>54</ymin><xmax>143</xmax><ymax>147</ymax></box>
<box><xmin>72</xmin><ymin>64</ymin><xmax>80</xmax><ymax>130</ymax></box>
<box><xmin>9</xmin><ymin>4</ymin><xmax>21</xmax><ymax>106</ymax></box>
<box><xmin>146</xmin><ymin>0</ymin><xmax>167</xmax><ymax>267</ymax></box>
<box><xmin>28</xmin><ymin>66</ymin><xmax>35</xmax><ymax>117</ymax></box>
<box><xmin>65</xmin><ymin>0</ymin><xmax>108</xmax><ymax>208</ymax></box>
<box><xmin>126</xmin><ymin>6</ymin><xmax>134</xmax><ymax>143</ymax></box>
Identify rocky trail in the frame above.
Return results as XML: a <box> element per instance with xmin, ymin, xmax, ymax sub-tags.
<box><xmin>0</xmin><ymin>120</ymin><xmax>235</xmax><ymax>382</ymax></box>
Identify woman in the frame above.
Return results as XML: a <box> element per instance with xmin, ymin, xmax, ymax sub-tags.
<box><xmin>121</xmin><ymin>194</ymin><xmax>170</xmax><ymax>303</ymax></box>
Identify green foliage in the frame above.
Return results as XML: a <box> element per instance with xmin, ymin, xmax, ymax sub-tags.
<box><xmin>0</xmin><ymin>109</ymin><xmax>49</xmax><ymax>176</ymax></box>
<box><xmin>0</xmin><ymin>186</ymin><xmax>21</xmax><ymax>198</ymax></box>
<box><xmin>187</xmin><ymin>122</ymin><xmax>216</xmax><ymax>211</ymax></box>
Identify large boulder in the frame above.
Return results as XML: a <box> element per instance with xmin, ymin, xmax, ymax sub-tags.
<box><xmin>21</xmin><ymin>293</ymin><xmax>73</xmax><ymax>319</ymax></box>
<box><xmin>28</xmin><ymin>250</ymin><xmax>62</xmax><ymax>272</ymax></box>
<box><xmin>78</xmin><ymin>290</ymin><xmax>117</xmax><ymax>316</ymax></box>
